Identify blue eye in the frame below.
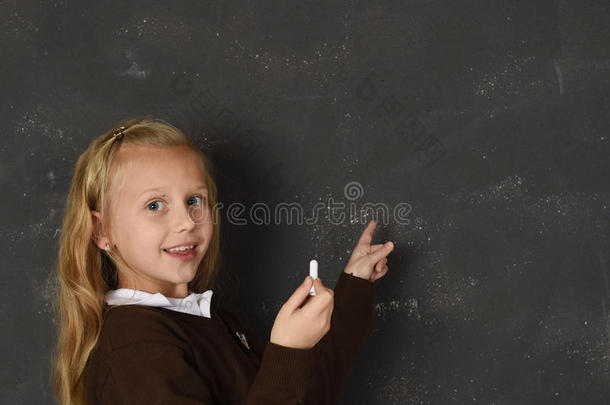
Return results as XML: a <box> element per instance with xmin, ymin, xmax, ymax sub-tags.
<box><xmin>147</xmin><ymin>200</ymin><xmax>165</xmax><ymax>211</ymax></box>
<box><xmin>188</xmin><ymin>195</ymin><xmax>203</xmax><ymax>206</ymax></box>
<box><xmin>146</xmin><ymin>195</ymin><xmax>207</xmax><ymax>212</ymax></box>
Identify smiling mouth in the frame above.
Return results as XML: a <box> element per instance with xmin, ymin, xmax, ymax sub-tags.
<box><xmin>163</xmin><ymin>244</ymin><xmax>198</xmax><ymax>254</ymax></box>
<box><xmin>163</xmin><ymin>244</ymin><xmax>199</xmax><ymax>261</ymax></box>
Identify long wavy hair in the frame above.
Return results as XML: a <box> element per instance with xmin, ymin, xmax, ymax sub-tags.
<box><xmin>50</xmin><ymin>115</ymin><xmax>222</xmax><ymax>405</ymax></box>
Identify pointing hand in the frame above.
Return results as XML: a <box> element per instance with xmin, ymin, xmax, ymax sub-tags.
<box><xmin>343</xmin><ymin>220</ymin><xmax>394</xmax><ymax>282</ymax></box>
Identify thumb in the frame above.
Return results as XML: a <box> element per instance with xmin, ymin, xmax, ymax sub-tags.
<box><xmin>284</xmin><ymin>276</ymin><xmax>313</xmax><ymax>312</ymax></box>
<box><xmin>369</xmin><ymin>241</ymin><xmax>394</xmax><ymax>264</ymax></box>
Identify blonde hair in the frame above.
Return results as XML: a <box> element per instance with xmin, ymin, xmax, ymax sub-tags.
<box><xmin>50</xmin><ymin>115</ymin><xmax>222</xmax><ymax>404</ymax></box>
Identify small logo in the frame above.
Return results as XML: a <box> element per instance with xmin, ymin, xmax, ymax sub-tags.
<box><xmin>236</xmin><ymin>331</ymin><xmax>251</xmax><ymax>351</ymax></box>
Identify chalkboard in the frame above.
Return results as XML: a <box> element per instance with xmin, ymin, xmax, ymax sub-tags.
<box><xmin>2</xmin><ymin>1</ymin><xmax>609</xmax><ymax>404</ymax></box>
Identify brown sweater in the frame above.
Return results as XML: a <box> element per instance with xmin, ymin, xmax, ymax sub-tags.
<box><xmin>84</xmin><ymin>271</ymin><xmax>375</xmax><ymax>404</ymax></box>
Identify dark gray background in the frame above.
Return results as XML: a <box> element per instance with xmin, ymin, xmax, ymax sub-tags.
<box><xmin>2</xmin><ymin>1</ymin><xmax>610</xmax><ymax>404</ymax></box>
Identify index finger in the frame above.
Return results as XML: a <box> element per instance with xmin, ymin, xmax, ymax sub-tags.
<box><xmin>357</xmin><ymin>219</ymin><xmax>377</xmax><ymax>247</ymax></box>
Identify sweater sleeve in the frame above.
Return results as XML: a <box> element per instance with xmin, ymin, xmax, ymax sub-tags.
<box><xmin>245</xmin><ymin>341</ymin><xmax>317</xmax><ymax>404</ymax></box>
<box><xmin>216</xmin><ymin>273</ymin><xmax>374</xmax><ymax>405</ymax></box>
<box><xmin>303</xmin><ymin>271</ymin><xmax>376</xmax><ymax>404</ymax></box>
<box><xmin>239</xmin><ymin>271</ymin><xmax>375</xmax><ymax>404</ymax></box>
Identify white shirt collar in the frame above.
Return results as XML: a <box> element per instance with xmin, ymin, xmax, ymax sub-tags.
<box><xmin>105</xmin><ymin>288</ymin><xmax>213</xmax><ymax>318</ymax></box>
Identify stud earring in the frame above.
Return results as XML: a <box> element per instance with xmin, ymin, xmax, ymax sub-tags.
<box><xmin>105</xmin><ymin>243</ymin><xmax>110</xmax><ymax>251</ymax></box>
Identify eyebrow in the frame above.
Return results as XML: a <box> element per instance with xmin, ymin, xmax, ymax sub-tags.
<box><xmin>138</xmin><ymin>185</ymin><xmax>208</xmax><ymax>198</ymax></box>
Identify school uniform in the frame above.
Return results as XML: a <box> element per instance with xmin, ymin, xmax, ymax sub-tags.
<box><xmin>84</xmin><ymin>271</ymin><xmax>375</xmax><ymax>404</ymax></box>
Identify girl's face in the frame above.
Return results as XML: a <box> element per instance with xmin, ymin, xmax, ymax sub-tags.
<box><xmin>93</xmin><ymin>145</ymin><xmax>213</xmax><ymax>298</ymax></box>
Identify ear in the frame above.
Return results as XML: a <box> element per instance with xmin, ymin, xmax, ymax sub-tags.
<box><xmin>91</xmin><ymin>210</ymin><xmax>110</xmax><ymax>251</ymax></box>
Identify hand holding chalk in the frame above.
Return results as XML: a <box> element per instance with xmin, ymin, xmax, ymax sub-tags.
<box><xmin>269</xmin><ymin>272</ymin><xmax>334</xmax><ymax>349</ymax></box>
<box><xmin>309</xmin><ymin>259</ymin><xmax>318</xmax><ymax>296</ymax></box>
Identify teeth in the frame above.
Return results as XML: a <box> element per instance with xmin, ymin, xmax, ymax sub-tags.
<box><xmin>166</xmin><ymin>245</ymin><xmax>195</xmax><ymax>253</ymax></box>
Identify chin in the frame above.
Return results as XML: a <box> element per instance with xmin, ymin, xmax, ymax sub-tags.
<box><xmin>175</xmin><ymin>268</ymin><xmax>198</xmax><ymax>284</ymax></box>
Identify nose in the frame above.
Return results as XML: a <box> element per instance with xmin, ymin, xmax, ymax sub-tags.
<box><xmin>173</xmin><ymin>202</ymin><xmax>199</xmax><ymax>231</ymax></box>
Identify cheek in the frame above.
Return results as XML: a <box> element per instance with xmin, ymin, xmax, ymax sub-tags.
<box><xmin>196</xmin><ymin>222</ymin><xmax>213</xmax><ymax>249</ymax></box>
<box><xmin>111</xmin><ymin>215</ymin><xmax>134</xmax><ymax>247</ymax></box>
<box><xmin>123</xmin><ymin>217</ymin><xmax>164</xmax><ymax>248</ymax></box>
<box><xmin>202</xmin><ymin>221</ymin><xmax>213</xmax><ymax>241</ymax></box>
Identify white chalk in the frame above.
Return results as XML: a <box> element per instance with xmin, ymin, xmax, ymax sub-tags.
<box><xmin>309</xmin><ymin>259</ymin><xmax>318</xmax><ymax>296</ymax></box>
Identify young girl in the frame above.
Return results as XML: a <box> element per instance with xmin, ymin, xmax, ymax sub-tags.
<box><xmin>50</xmin><ymin>115</ymin><xmax>394</xmax><ymax>405</ymax></box>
